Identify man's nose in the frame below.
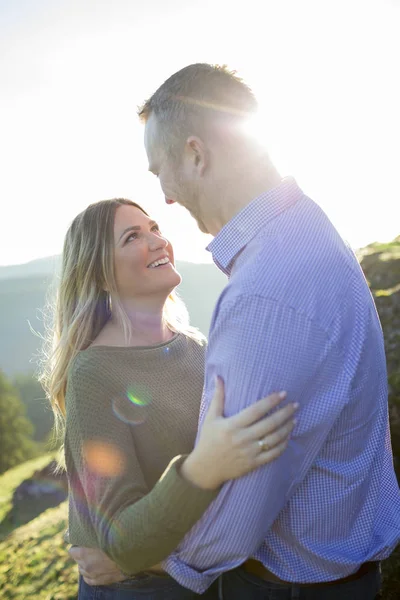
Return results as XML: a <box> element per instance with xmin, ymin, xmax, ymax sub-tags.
<box><xmin>165</xmin><ymin>197</ymin><xmax>175</xmax><ymax>205</ymax></box>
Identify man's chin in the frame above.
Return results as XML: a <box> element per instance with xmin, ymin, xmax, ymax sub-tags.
<box><xmin>179</xmin><ymin>202</ymin><xmax>209</xmax><ymax>233</ymax></box>
<box><xmin>197</xmin><ymin>220</ymin><xmax>209</xmax><ymax>234</ymax></box>
<box><xmin>191</xmin><ymin>214</ymin><xmax>209</xmax><ymax>234</ymax></box>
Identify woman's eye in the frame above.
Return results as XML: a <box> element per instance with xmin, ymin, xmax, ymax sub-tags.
<box><xmin>152</xmin><ymin>225</ymin><xmax>161</xmax><ymax>234</ymax></box>
<box><xmin>125</xmin><ymin>232</ymin><xmax>138</xmax><ymax>243</ymax></box>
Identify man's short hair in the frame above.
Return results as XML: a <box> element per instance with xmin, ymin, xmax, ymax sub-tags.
<box><xmin>138</xmin><ymin>63</ymin><xmax>258</xmax><ymax>153</ymax></box>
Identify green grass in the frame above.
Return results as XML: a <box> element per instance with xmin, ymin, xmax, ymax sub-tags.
<box><xmin>375</xmin><ymin>283</ymin><xmax>400</xmax><ymax>297</ymax></box>
<box><xmin>0</xmin><ymin>454</ymin><xmax>79</xmax><ymax>599</ymax></box>
<box><xmin>357</xmin><ymin>239</ymin><xmax>400</xmax><ymax>259</ymax></box>
<box><xmin>0</xmin><ymin>502</ymin><xmax>78</xmax><ymax>599</ymax></box>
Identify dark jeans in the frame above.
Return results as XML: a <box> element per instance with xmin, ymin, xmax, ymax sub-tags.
<box><xmin>78</xmin><ymin>574</ymin><xmax>219</xmax><ymax>600</ymax></box>
<box><xmin>220</xmin><ymin>563</ymin><xmax>381</xmax><ymax>600</ymax></box>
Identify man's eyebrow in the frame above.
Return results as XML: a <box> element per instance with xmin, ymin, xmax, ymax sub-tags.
<box><xmin>118</xmin><ymin>221</ymin><xmax>158</xmax><ymax>242</ymax></box>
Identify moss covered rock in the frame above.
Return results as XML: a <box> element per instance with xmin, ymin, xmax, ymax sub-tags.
<box><xmin>358</xmin><ymin>237</ymin><xmax>400</xmax><ymax>476</ymax></box>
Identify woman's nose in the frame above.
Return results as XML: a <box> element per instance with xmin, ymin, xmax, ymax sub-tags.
<box><xmin>148</xmin><ymin>232</ymin><xmax>168</xmax><ymax>250</ymax></box>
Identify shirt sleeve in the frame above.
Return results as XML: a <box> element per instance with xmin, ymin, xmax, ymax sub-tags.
<box><xmin>163</xmin><ymin>294</ymin><xmax>351</xmax><ymax>589</ymax></box>
<box><xmin>65</xmin><ymin>356</ymin><xmax>218</xmax><ymax>575</ymax></box>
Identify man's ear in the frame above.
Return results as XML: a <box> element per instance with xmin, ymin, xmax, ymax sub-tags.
<box><xmin>187</xmin><ymin>136</ymin><xmax>207</xmax><ymax>174</ymax></box>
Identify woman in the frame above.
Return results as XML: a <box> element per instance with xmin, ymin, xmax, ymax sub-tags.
<box><xmin>40</xmin><ymin>198</ymin><xmax>297</xmax><ymax>599</ymax></box>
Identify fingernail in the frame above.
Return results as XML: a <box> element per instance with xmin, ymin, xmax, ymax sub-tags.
<box><xmin>279</xmin><ymin>391</ymin><xmax>287</xmax><ymax>399</ymax></box>
<box><xmin>293</xmin><ymin>402</ymin><xmax>299</xmax><ymax>409</ymax></box>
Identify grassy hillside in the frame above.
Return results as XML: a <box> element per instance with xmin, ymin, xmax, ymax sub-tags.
<box><xmin>0</xmin><ymin>502</ymin><xmax>77</xmax><ymax>600</ymax></box>
<box><xmin>0</xmin><ymin>456</ymin><xmax>78</xmax><ymax>600</ymax></box>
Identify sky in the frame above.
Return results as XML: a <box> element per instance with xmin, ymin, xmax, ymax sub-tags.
<box><xmin>1</xmin><ymin>0</ymin><xmax>399</xmax><ymax>266</ymax></box>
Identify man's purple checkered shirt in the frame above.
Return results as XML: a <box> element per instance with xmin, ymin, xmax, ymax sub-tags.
<box><xmin>163</xmin><ymin>177</ymin><xmax>400</xmax><ymax>594</ymax></box>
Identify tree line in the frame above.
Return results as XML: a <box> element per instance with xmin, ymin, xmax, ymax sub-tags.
<box><xmin>0</xmin><ymin>370</ymin><xmax>54</xmax><ymax>475</ymax></box>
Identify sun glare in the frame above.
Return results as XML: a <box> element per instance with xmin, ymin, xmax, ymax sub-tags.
<box><xmin>240</xmin><ymin>111</ymin><xmax>271</xmax><ymax>148</ymax></box>
<box><xmin>1</xmin><ymin>0</ymin><xmax>399</xmax><ymax>266</ymax></box>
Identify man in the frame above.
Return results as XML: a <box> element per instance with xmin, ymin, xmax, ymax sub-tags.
<box><xmin>71</xmin><ymin>64</ymin><xmax>400</xmax><ymax>598</ymax></box>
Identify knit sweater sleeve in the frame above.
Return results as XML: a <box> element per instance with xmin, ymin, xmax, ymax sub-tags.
<box><xmin>65</xmin><ymin>354</ymin><xmax>218</xmax><ymax>575</ymax></box>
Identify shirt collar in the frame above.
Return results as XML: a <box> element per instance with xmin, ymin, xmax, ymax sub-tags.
<box><xmin>206</xmin><ymin>176</ymin><xmax>304</xmax><ymax>275</ymax></box>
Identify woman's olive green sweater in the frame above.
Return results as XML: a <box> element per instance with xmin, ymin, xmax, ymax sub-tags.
<box><xmin>65</xmin><ymin>334</ymin><xmax>217</xmax><ymax>575</ymax></box>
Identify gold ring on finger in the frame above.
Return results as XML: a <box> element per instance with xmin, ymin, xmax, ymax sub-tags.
<box><xmin>258</xmin><ymin>439</ymin><xmax>269</xmax><ymax>452</ymax></box>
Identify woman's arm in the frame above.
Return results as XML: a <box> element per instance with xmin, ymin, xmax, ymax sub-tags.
<box><xmin>65</xmin><ymin>357</ymin><xmax>218</xmax><ymax>576</ymax></box>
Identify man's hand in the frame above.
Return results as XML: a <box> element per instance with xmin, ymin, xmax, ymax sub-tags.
<box><xmin>68</xmin><ymin>546</ymin><xmax>126</xmax><ymax>586</ymax></box>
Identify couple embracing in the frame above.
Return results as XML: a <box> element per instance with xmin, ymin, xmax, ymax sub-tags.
<box><xmin>41</xmin><ymin>64</ymin><xmax>400</xmax><ymax>600</ymax></box>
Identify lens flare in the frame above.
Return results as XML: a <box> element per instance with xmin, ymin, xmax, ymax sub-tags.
<box><xmin>83</xmin><ymin>441</ymin><xmax>125</xmax><ymax>477</ymax></box>
<box><xmin>239</xmin><ymin>110</ymin><xmax>270</xmax><ymax>149</ymax></box>
<box><xmin>112</xmin><ymin>385</ymin><xmax>152</xmax><ymax>425</ymax></box>
<box><xmin>68</xmin><ymin>471</ymin><xmax>127</xmax><ymax>545</ymax></box>
<box><xmin>126</xmin><ymin>391</ymin><xmax>148</xmax><ymax>406</ymax></box>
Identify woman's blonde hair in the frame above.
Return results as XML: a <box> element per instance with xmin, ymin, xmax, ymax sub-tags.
<box><xmin>39</xmin><ymin>198</ymin><xmax>205</xmax><ymax>442</ymax></box>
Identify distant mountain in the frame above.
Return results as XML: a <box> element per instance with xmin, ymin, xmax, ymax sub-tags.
<box><xmin>0</xmin><ymin>256</ymin><xmax>61</xmax><ymax>281</ymax></box>
<box><xmin>0</xmin><ymin>257</ymin><xmax>227</xmax><ymax>376</ymax></box>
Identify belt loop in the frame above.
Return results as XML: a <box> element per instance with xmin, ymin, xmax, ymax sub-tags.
<box><xmin>291</xmin><ymin>585</ymin><xmax>300</xmax><ymax>600</ymax></box>
<box><xmin>218</xmin><ymin>575</ymin><xmax>224</xmax><ymax>600</ymax></box>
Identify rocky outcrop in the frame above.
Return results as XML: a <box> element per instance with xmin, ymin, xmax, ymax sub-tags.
<box><xmin>11</xmin><ymin>460</ymin><xmax>68</xmax><ymax>526</ymax></box>
<box><xmin>358</xmin><ymin>237</ymin><xmax>400</xmax><ymax>471</ymax></box>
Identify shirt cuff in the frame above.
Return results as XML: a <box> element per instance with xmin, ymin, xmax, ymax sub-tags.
<box><xmin>163</xmin><ymin>554</ymin><xmax>218</xmax><ymax>594</ymax></box>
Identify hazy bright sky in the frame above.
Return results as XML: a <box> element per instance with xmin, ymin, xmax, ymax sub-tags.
<box><xmin>1</xmin><ymin>0</ymin><xmax>399</xmax><ymax>266</ymax></box>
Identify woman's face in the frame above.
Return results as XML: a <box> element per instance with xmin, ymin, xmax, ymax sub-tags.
<box><xmin>112</xmin><ymin>204</ymin><xmax>181</xmax><ymax>301</ymax></box>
